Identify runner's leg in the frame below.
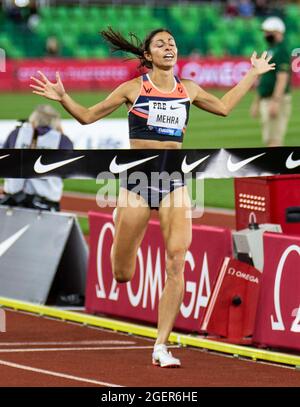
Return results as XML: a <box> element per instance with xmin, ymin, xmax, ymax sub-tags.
<box><xmin>111</xmin><ymin>188</ymin><xmax>151</xmax><ymax>283</ymax></box>
<box><xmin>155</xmin><ymin>186</ymin><xmax>192</xmax><ymax>345</ymax></box>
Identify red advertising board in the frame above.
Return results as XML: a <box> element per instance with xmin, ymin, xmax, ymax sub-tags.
<box><xmin>1</xmin><ymin>57</ymin><xmax>300</xmax><ymax>91</ymax></box>
<box><xmin>0</xmin><ymin>58</ymin><xmax>139</xmax><ymax>91</ymax></box>
<box><xmin>253</xmin><ymin>232</ymin><xmax>300</xmax><ymax>351</ymax></box>
<box><xmin>85</xmin><ymin>211</ymin><xmax>232</xmax><ymax>333</ymax></box>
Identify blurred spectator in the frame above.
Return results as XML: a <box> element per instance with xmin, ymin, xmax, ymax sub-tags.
<box><xmin>268</xmin><ymin>0</ymin><xmax>285</xmax><ymax>19</ymax></box>
<box><xmin>0</xmin><ymin>105</ymin><xmax>73</xmax><ymax>211</ymax></box>
<box><xmin>27</xmin><ymin>12</ymin><xmax>40</xmax><ymax>31</ymax></box>
<box><xmin>27</xmin><ymin>1</ymin><xmax>40</xmax><ymax>31</ymax></box>
<box><xmin>4</xmin><ymin>2</ymin><xmax>23</xmax><ymax>23</ymax></box>
<box><xmin>238</xmin><ymin>0</ymin><xmax>254</xmax><ymax>18</ymax></box>
<box><xmin>3</xmin><ymin>0</ymin><xmax>36</xmax><ymax>24</ymax></box>
<box><xmin>250</xmin><ymin>17</ymin><xmax>292</xmax><ymax>147</ymax></box>
<box><xmin>225</xmin><ymin>1</ymin><xmax>239</xmax><ymax>18</ymax></box>
<box><xmin>45</xmin><ymin>36</ymin><xmax>60</xmax><ymax>57</ymax></box>
<box><xmin>254</xmin><ymin>0</ymin><xmax>269</xmax><ymax>17</ymax></box>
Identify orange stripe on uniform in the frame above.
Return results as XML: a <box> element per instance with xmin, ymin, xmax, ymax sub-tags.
<box><xmin>173</xmin><ymin>84</ymin><xmax>188</xmax><ymax>99</ymax></box>
<box><xmin>131</xmin><ymin>109</ymin><xmax>148</xmax><ymax>119</ymax></box>
<box><xmin>140</xmin><ymin>80</ymin><xmax>188</xmax><ymax>99</ymax></box>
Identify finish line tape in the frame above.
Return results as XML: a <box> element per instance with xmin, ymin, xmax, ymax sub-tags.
<box><xmin>0</xmin><ymin>147</ymin><xmax>300</xmax><ymax>179</ymax></box>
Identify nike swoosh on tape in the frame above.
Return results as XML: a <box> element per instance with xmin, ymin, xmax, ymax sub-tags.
<box><xmin>286</xmin><ymin>152</ymin><xmax>300</xmax><ymax>169</ymax></box>
<box><xmin>227</xmin><ymin>153</ymin><xmax>265</xmax><ymax>172</ymax></box>
<box><xmin>181</xmin><ymin>155</ymin><xmax>210</xmax><ymax>173</ymax></box>
<box><xmin>0</xmin><ymin>155</ymin><xmax>9</xmax><ymax>160</ymax></box>
<box><xmin>109</xmin><ymin>155</ymin><xmax>159</xmax><ymax>173</ymax></box>
<box><xmin>0</xmin><ymin>225</ymin><xmax>30</xmax><ymax>258</ymax></box>
<box><xmin>34</xmin><ymin>155</ymin><xmax>85</xmax><ymax>174</ymax></box>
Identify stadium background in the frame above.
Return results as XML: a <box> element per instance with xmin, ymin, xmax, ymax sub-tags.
<box><xmin>0</xmin><ymin>1</ymin><xmax>299</xmax><ymax>231</ymax></box>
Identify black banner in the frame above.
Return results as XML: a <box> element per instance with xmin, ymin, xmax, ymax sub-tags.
<box><xmin>0</xmin><ymin>384</ymin><xmax>299</xmax><ymax>407</ymax></box>
<box><xmin>1</xmin><ymin>147</ymin><xmax>300</xmax><ymax>179</ymax></box>
<box><xmin>0</xmin><ymin>387</ymin><xmax>299</xmax><ymax>404</ymax></box>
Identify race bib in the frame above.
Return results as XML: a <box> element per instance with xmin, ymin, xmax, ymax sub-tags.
<box><xmin>147</xmin><ymin>101</ymin><xmax>186</xmax><ymax>130</ymax></box>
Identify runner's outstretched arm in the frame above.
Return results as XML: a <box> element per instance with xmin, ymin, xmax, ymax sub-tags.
<box><xmin>30</xmin><ymin>71</ymin><xmax>132</xmax><ymax>124</ymax></box>
<box><xmin>186</xmin><ymin>51</ymin><xmax>275</xmax><ymax>116</ymax></box>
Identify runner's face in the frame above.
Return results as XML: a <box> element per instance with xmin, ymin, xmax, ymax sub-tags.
<box><xmin>145</xmin><ymin>32</ymin><xmax>178</xmax><ymax>68</ymax></box>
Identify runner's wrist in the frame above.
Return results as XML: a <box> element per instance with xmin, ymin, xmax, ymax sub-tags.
<box><xmin>249</xmin><ymin>66</ymin><xmax>259</xmax><ymax>77</ymax></box>
<box><xmin>60</xmin><ymin>92</ymin><xmax>68</xmax><ymax>103</ymax></box>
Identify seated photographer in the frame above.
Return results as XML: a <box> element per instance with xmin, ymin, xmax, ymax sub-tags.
<box><xmin>0</xmin><ymin>104</ymin><xmax>73</xmax><ymax>211</ymax></box>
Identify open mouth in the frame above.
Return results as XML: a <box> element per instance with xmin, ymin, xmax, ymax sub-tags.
<box><xmin>163</xmin><ymin>53</ymin><xmax>174</xmax><ymax>60</ymax></box>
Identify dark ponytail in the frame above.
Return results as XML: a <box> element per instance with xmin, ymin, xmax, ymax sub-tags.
<box><xmin>100</xmin><ymin>26</ymin><xmax>173</xmax><ymax>69</ymax></box>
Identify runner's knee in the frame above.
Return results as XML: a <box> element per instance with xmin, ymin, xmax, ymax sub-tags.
<box><xmin>165</xmin><ymin>246</ymin><xmax>188</xmax><ymax>279</ymax></box>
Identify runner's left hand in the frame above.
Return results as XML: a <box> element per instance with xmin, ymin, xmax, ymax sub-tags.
<box><xmin>250</xmin><ymin>51</ymin><xmax>275</xmax><ymax>74</ymax></box>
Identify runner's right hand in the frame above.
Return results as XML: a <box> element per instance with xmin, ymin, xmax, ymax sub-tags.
<box><xmin>30</xmin><ymin>71</ymin><xmax>66</xmax><ymax>102</ymax></box>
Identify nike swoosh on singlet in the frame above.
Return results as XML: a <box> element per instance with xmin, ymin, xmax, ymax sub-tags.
<box><xmin>170</xmin><ymin>106</ymin><xmax>181</xmax><ymax>110</ymax></box>
<box><xmin>0</xmin><ymin>155</ymin><xmax>9</xmax><ymax>160</ymax></box>
<box><xmin>227</xmin><ymin>153</ymin><xmax>266</xmax><ymax>172</ymax></box>
<box><xmin>181</xmin><ymin>155</ymin><xmax>210</xmax><ymax>173</ymax></box>
<box><xmin>286</xmin><ymin>152</ymin><xmax>300</xmax><ymax>169</ymax></box>
<box><xmin>34</xmin><ymin>155</ymin><xmax>85</xmax><ymax>174</ymax></box>
<box><xmin>0</xmin><ymin>225</ymin><xmax>30</xmax><ymax>258</ymax></box>
<box><xmin>109</xmin><ymin>155</ymin><xmax>159</xmax><ymax>173</ymax></box>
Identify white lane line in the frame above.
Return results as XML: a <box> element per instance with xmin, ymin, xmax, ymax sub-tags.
<box><xmin>0</xmin><ymin>359</ymin><xmax>123</xmax><ymax>387</ymax></box>
<box><xmin>0</xmin><ymin>345</ymin><xmax>176</xmax><ymax>353</ymax></box>
<box><xmin>0</xmin><ymin>340</ymin><xmax>136</xmax><ymax>346</ymax></box>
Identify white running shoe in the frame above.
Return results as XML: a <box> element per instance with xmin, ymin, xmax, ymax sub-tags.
<box><xmin>152</xmin><ymin>344</ymin><xmax>181</xmax><ymax>368</ymax></box>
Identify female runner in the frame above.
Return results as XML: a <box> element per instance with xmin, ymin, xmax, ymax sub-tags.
<box><xmin>30</xmin><ymin>27</ymin><xmax>274</xmax><ymax>368</ymax></box>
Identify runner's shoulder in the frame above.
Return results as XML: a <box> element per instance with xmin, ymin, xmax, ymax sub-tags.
<box><xmin>181</xmin><ymin>78</ymin><xmax>198</xmax><ymax>88</ymax></box>
<box><xmin>123</xmin><ymin>77</ymin><xmax>142</xmax><ymax>91</ymax></box>
<box><xmin>113</xmin><ymin>77</ymin><xmax>141</xmax><ymax>98</ymax></box>
<box><xmin>120</xmin><ymin>77</ymin><xmax>142</xmax><ymax>102</ymax></box>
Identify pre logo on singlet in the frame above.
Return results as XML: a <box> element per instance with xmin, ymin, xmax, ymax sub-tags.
<box><xmin>147</xmin><ymin>101</ymin><xmax>186</xmax><ymax>136</ymax></box>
